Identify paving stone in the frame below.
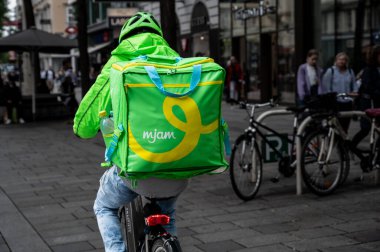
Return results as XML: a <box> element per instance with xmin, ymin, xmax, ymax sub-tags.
<box><xmin>189</xmin><ymin>222</ymin><xmax>240</xmax><ymax>234</ymax></box>
<box><xmin>333</xmin><ymin>219</ymin><xmax>380</xmax><ymax>233</ymax></box>
<box><xmin>286</xmin><ymin>235</ymin><xmax>358</xmax><ymax>251</ymax></box>
<box><xmin>360</xmin><ymin>240</ymin><xmax>380</xmax><ymax>251</ymax></box>
<box><xmin>176</xmin><ymin>217</ymin><xmax>212</xmax><ymax>228</ymax></box>
<box><xmin>181</xmin><ymin>245</ymin><xmax>204</xmax><ymax>252</ymax></box>
<box><xmin>290</xmin><ymin>226</ymin><xmax>345</xmax><ymax>239</ymax></box>
<box><xmin>41</xmin><ymin>226</ymin><xmax>93</xmax><ymax>238</ymax></box>
<box><xmin>345</xmin><ymin>229</ymin><xmax>380</xmax><ymax>243</ymax></box>
<box><xmin>0</xmin><ymin>244</ymin><xmax>10</xmax><ymax>252</ymax></box>
<box><xmin>232</xmin><ymin>244</ymin><xmax>295</xmax><ymax>252</ymax></box>
<box><xmin>177</xmin><ymin>236</ymin><xmax>203</xmax><ymax>246</ymax></box>
<box><xmin>194</xmin><ymin>229</ymin><xmax>260</xmax><ymax>243</ymax></box>
<box><xmin>46</xmin><ymin>232</ymin><xmax>102</xmax><ymax>246</ymax></box>
<box><xmin>196</xmin><ymin>240</ymin><xmax>245</xmax><ymax>252</ymax></box>
<box><xmin>321</xmin><ymin>244</ymin><xmax>376</xmax><ymax>252</ymax></box>
<box><xmin>177</xmin><ymin>227</ymin><xmax>196</xmax><ymax>237</ymax></box>
<box><xmin>51</xmin><ymin>241</ymin><xmax>94</xmax><ymax>252</ymax></box>
<box><xmin>235</xmin><ymin>233</ymin><xmax>299</xmax><ymax>248</ymax></box>
<box><xmin>88</xmin><ymin>239</ymin><xmax>104</xmax><ymax>249</ymax></box>
<box><xmin>252</xmin><ymin>222</ymin><xmax>300</xmax><ymax>234</ymax></box>
<box><xmin>1</xmin><ymin>110</ymin><xmax>380</xmax><ymax>252</ymax></box>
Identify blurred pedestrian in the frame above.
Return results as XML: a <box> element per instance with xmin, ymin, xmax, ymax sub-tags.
<box><xmin>4</xmin><ymin>73</ymin><xmax>25</xmax><ymax>124</ymax></box>
<box><xmin>226</xmin><ymin>56</ymin><xmax>244</xmax><ymax>102</ymax></box>
<box><xmin>296</xmin><ymin>49</ymin><xmax>323</xmax><ymax>105</ymax></box>
<box><xmin>351</xmin><ymin>45</ymin><xmax>380</xmax><ymax>166</ymax></box>
<box><xmin>322</xmin><ymin>52</ymin><xmax>357</xmax><ymax>132</ymax></box>
<box><xmin>0</xmin><ymin>76</ymin><xmax>8</xmax><ymax>123</ymax></box>
<box><xmin>45</xmin><ymin>66</ymin><xmax>55</xmax><ymax>92</ymax></box>
<box><xmin>61</xmin><ymin>60</ymin><xmax>78</xmax><ymax>117</ymax></box>
<box><xmin>39</xmin><ymin>69</ymin><xmax>50</xmax><ymax>94</ymax></box>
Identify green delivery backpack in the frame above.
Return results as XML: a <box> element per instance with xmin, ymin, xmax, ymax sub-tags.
<box><xmin>103</xmin><ymin>55</ymin><xmax>230</xmax><ymax>180</ymax></box>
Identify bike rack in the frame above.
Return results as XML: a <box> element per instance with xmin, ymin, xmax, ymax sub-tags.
<box><xmin>255</xmin><ymin>108</ymin><xmax>294</xmax><ymax>187</ymax></box>
<box><xmin>296</xmin><ymin>111</ymin><xmax>380</xmax><ymax>195</ymax></box>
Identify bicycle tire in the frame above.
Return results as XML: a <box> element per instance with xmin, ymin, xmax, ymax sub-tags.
<box><xmin>230</xmin><ymin>134</ymin><xmax>263</xmax><ymax>201</ymax></box>
<box><xmin>151</xmin><ymin>236</ymin><xmax>182</xmax><ymax>252</ymax></box>
<box><xmin>301</xmin><ymin>130</ymin><xmax>348</xmax><ymax>196</ymax></box>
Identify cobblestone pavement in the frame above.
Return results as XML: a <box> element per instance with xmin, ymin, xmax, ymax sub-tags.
<box><xmin>0</xmin><ymin>104</ymin><xmax>379</xmax><ymax>252</ymax></box>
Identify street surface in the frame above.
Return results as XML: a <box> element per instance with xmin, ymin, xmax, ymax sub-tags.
<box><xmin>0</xmin><ymin>103</ymin><xmax>379</xmax><ymax>252</ymax></box>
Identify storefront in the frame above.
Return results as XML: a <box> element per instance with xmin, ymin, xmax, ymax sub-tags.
<box><xmin>220</xmin><ymin>0</ymin><xmax>295</xmax><ymax>102</ymax></box>
<box><xmin>220</xmin><ymin>0</ymin><xmax>380</xmax><ymax>103</ymax></box>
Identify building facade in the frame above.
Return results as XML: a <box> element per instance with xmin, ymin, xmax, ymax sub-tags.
<box><xmin>139</xmin><ymin>0</ymin><xmax>379</xmax><ymax>103</ymax></box>
<box><xmin>30</xmin><ymin>0</ymin><xmax>71</xmax><ymax>72</ymax></box>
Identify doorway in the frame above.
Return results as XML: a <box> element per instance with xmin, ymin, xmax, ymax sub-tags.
<box><xmin>259</xmin><ymin>32</ymin><xmax>277</xmax><ymax>102</ymax></box>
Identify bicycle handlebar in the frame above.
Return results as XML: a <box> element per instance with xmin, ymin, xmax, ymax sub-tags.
<box><xmin>239</xmin><ymin>99</ymin><xmax>275</xmax><ymax>110</ymax></box>
<box><xmin>336</xmin><ymin>92</ymin><xmax>358</xmax><ymax>98</ymax></box>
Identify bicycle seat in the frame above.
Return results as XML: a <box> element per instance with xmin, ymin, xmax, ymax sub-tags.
<box><xmin>365</xmin><ymin>108</ymin><xmax>380</xmax><ymax>118</ymax></box>
<box><xmin>286</xmin><ymin>106</ymin><xmax>306</xmax><ymax>114</ymax></box>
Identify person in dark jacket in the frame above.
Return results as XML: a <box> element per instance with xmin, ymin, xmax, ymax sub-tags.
<box><xmin>351</xmin><ymin>45</ymin><xmax>380</xmax><ymax>168</ymax></box>
<box><xmin>4</xmin><ymin>73</ymin><xmax>25</xmax><ymax>124</ymax></box>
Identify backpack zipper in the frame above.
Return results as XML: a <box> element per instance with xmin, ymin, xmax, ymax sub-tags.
<box><xmin>112</xmin><ymin>58</ymin><xmax>214</xmax><ymax>72</ymax></box>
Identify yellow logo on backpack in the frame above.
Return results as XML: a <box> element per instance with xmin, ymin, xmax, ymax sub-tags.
<box><xmin>128</xmin><ymin>96</ymin><xmax>218</xmax><ymax>163</ymax></box>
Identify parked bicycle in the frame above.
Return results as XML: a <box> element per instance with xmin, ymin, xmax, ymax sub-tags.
<box><xmin>229</xmin><ymin>100</ymin><xmax>312</xmax><ymax>200</ymax></box>
<box><xmin>119</xmin><ymin>196</ymin><xmax>182</xmax><ymax>252</ymax></box>
<box><xmin>300</xmin><ymin>93</ymin><xmax>380</xmax><ymax>195</ymax></box>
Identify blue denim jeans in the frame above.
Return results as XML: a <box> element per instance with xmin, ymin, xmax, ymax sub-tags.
<box><xmin>93</xmin><ymin>166</ymin><xmax>177</xmax><ymax>252</ymax></box>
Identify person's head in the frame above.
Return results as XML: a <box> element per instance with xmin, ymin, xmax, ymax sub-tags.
<box><xmin>369</xmin><ymin>45</ymin><xmax>380</xmax><ymax>67</ymax></box>
<box><xmin>118</xmin><ymin>12</ymin><xmax>163</xmax><ymax>43</ymax></box>
<box><xmin>230</xmin><ymin>56</ymin><xmax>237</xmax><ymax>64</ymax></box>
<box><xmin>306</xmin><ymin>49</ymin><xmax>319</xmax><ymax>66</ymax></box>
<box><xmin>334</xmin><ymin>52</ymin><xmax>349</xmax><ymax>69</ymax></box>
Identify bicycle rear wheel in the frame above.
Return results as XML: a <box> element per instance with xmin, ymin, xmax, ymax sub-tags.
<box><xmin>151</xmin><ymin>236</ymin><xmax>182</xmax><ymax>252</ymax></box>
<box><xmin>301</xmin><ymin>130</ymin><xmax>348</xmax><ymax>195</ymax></box>
<box><xmin>230</xmin><ymin>134</ymin><xmax>263</xmax><ymax>201</ymax></box>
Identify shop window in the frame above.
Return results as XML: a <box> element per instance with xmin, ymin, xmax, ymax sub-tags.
<box><xmin>246</xmin><ymin>35</ymin><xmax>260</xmax><ymax>100</ymax></box>
<box><xmin>277</xmin><ymin>30</ymin><xmax>295</xmax><ymax>102</ymax></box>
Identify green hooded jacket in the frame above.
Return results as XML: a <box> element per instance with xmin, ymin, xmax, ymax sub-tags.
<box><xmin>73</xmin><ymin>33</ymin><xmax>179</xmax><ymax>138</ymax></box>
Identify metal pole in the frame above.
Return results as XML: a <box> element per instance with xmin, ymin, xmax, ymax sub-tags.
<box><xmin>296</xmin><ymin>116</ymin><xmax>313</xmax><ymax>195</ymax></box>
<box><xmin>31</xmin><ymin>52</ymin><xmax>36</xmax><ymax>120</ymax></box>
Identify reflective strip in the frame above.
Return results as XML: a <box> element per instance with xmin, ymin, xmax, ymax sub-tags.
<box><xmin>124</xmin><ymin>80</ymin><xmax>223</xmax><ymax>88</ymax></box>
<box><xmin>111</xmin><ymin>58</ymin><xmax>214</xmax><ymax>71</ymax></box>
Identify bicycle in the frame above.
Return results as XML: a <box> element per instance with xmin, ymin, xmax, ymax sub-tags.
<box><xmin>119</xmin><ymin>196</ymin><xmax>182</xmax><ymax>252</ymax></box>
<box><xmin>300</xmin><ymin>93</ymin><xmax>380</xmax><ymax>195</ymax></box>
<box><xmin>229</xmin><ymin>100</ymin><xmax>311</xmax><ymax>201</ymax></box>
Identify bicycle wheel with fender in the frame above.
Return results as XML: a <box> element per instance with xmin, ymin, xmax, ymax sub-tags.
<box><xmin>151</xmin><ymin>236</ymin><xmax>182</xmax><ymax>252</ymax></box>
<box><xmin>230</xmin><ymin>134</ymin><xmax>263</xmax><ymax>201</ymax></box>
<box><xmin>301</xmin><ymin>130</ymin><xmax>348</xmax><ymax>195</ymax></box>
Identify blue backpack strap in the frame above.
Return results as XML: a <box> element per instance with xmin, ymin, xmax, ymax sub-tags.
<box><xmin>221</xmin><ymin>118</ymin><xmax>231</xmax><ymax>156</ymax></box>
<box><xmin>102</xmin><ymin>124</ymin><xmax>124</xmax><ymax>166</ymax></box>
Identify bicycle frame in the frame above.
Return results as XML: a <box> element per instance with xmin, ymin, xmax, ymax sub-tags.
<box><xmin>316</xmin><ymin>110</ymin><xmax>380</xmax><ymax>171</ymax></box>
<box><xmin>242</xmin><ymin>103</ymin><xmax>298</xmax><ymax>182</ymax></box>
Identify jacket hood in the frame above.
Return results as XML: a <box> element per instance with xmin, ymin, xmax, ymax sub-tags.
<box><xmin>112</xmin><ymin>33</ymin><xmax>179</xmax><ymax>58</ymax></box>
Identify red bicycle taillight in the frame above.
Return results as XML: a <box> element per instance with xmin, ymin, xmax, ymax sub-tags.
<box><xmin>145</xmin><ymin>214</ymin><xmax>170</xmax><ymax>226</ymax></box>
